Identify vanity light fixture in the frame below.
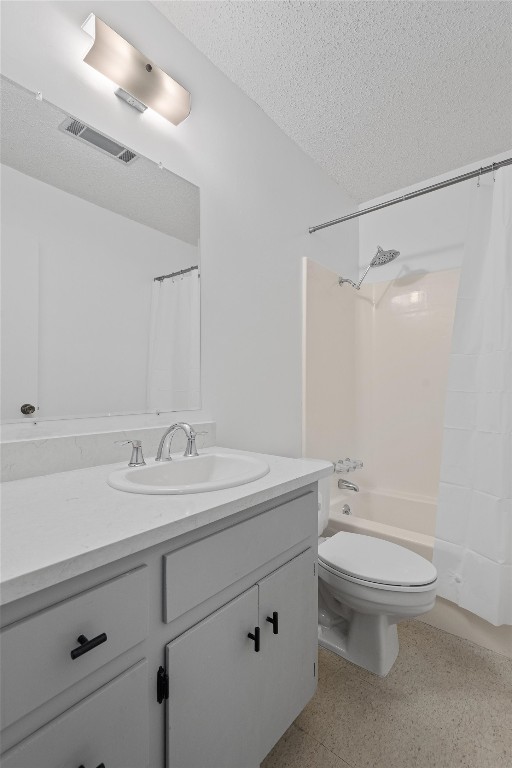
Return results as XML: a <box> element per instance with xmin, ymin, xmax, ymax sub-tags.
<box><xmin>81</xmin><ymin>14</ymin><xmax>191</xmax><ymax>126</ymax></box>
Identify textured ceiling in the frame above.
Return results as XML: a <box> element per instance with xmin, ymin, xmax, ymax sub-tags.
<box><xmin>0</xmin><ymin>76</ymin><xmax>199</xmax><ymax>245</ymax></box>
<box><xmin>155</xmin><ymin>1</ymin><xmax>512</xmax><ymax>202</ymax></box>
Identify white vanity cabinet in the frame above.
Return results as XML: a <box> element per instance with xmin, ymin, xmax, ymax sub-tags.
<box><xmin>1</xmin><ymin>661</ymin><xmax>149</xmax><ymax>768</ymax></box>
<box><xmin>0</xmin><ymin>484</ymin><xmax>320</xmax><ymax>768</ymax></box>
<box><xmin>165</xmin><ymin>549</ymin><xmax>317</xmax><ymax>768</ymax></box>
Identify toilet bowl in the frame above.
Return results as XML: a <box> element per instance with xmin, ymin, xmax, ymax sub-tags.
<box><xmin>317</xmin><ymin>531</ymin><xmax>437</xmax><ymax>676</ymax></box>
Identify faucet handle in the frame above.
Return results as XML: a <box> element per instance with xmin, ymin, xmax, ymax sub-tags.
<box><xmin>115</xmin><ymin>439</ymin><xmax>146</xmax><ymax>467</ymax></box>
<box><xmin>184</xmin><ymin>432</ymin><xmax>199</xmax><ymax>458</ymax></box>
<box><xmin>194</xmin><ymin>430</ymin><xmax>208</xmax><ymax>445</ymax></box>
<box><xmin>334</xmin><ymin>458</ymin><xmax>363</xmax><ymax>474</ymax></box>
<box><xmin>188</xmin><ymin>430</ymin><xmax>209</xmax><ymax>453</ymax></box>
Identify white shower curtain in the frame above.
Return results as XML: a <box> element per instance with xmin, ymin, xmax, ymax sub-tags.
<box><xmin>433</xmin><ymin>166</ymin><xmax>512</xmax><ymax>626</ymax></box>
<box><xmin>147</xmin><ymin>270</ymin><xmax>201</xmax><ymax>412</ymax></box>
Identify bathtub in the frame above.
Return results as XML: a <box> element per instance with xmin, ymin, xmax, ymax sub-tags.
<box><xmin>327</xmin><ymin>489</ymin><xmax>436</xmax><ymax>561</ymax></box>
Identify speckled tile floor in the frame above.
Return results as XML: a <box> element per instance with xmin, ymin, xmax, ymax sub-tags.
<box><xmin>262</xmin><ymin>620</ymin><xmax>512</xmax><ymax>768</ymax></box>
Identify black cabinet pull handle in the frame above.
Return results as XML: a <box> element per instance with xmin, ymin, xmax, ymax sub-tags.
<box><xmin>247</xmin><ymin>626</ymin><xmax>260</xmax><ymax>652</ymax></box>
<box><xmin>266</xmin><ymin>611</ymin><xmax>279</xmax><ymax>635</ymax></box>
<box><xmin>78</xmin><ymin>764</ymin><xmax>105</xmax><ymax>768</ymax></box>
<box><xmin>70</xmin><ymin>633</ymin><xmax>107</xmax><ymax>660</ymax></box>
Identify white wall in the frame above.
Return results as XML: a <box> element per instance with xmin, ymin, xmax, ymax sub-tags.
<box><xmin>1</xmin><ymin>164</ymin><xmax>197</xmax><ymax>420</ymax></box>
<box><xmin>0</xmin><ymin>0</ymin><xmax>357</xmax><ymax>456</ymax></box>
<box><xmin>358</xmin><ymin>150</ymin><xmax>511</xmax><ymax>284</ymax></box>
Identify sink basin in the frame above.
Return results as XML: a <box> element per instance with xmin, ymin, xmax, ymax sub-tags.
<box><xmin>108</xmin><ymin>452</ymin><xmax>270</xmax><ymax>495</ymax></box>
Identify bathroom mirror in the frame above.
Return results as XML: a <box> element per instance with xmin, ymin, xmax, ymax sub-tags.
<box><xmin>0</xmin><ymin>75</ymin><xmax>201</xmax><ymax>423</ymax></box>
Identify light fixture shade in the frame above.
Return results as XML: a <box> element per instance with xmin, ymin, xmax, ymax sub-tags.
<box><xmin>81</xmin><ymin>14</ymin><xmax>191</xmax><ymax>126</ymax></box>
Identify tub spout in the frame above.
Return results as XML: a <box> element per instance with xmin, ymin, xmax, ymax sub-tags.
<box><xmin>338</xmin><ymin>478</ymin><xmax>359</xmax><ymax>492</ymax></box>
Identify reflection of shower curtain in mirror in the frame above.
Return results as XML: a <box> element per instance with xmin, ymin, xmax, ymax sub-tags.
<box><xmin>434</xmin><ymin>166</ymin><xmax>511</xmax><ymax>626</ymax></box>
<box><xmin>147</xmin><ymin>270</ymin><xmax>200</xmax><ymax>412</ymax></box>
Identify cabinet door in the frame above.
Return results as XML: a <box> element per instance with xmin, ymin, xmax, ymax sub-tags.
<box><xmin>1</xmin><ymin>660</ymin><xmax>148</xmax><ymax>768</ymax></box>
<box><xmin>166</xmin><ymin>586</ymin><xmax>261</xmax><ymax>768</ymax></box>
<box><xmin>257</xmin><ymin>548</ymin><xmax>318</xmax><ymax>759</ymax></box>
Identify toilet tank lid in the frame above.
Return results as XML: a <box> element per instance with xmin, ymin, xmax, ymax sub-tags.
<box><xmin>318</xmin><ymin>532</ymin><xmax>437</xmax><ymax>587</ymax></box>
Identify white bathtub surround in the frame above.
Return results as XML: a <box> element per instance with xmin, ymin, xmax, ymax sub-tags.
<box><xmin>434</xmin><ymin>166</ymin><xmax>512</xmax><ymax>627</ymax></box>
<box><xmin>1</xmin><ymin>419</ymin><xmax>215</xmax><ymax>482</ymax></box>
<box><xmin>303</xmin><ymin>258</ymin><xmax>460</xmax><ymax>504</ymax></box>
<box><xmin>147</xmin><ymin>270</ymin><xmax>201</xmax><ymax>412</ymax></box>
<box><xmin>0</xmin><ymin>448</ymin><xmax>332</xmax><ymax>605</ymax></box>
<box><xmin>303</xmin><ymin>258</ymin><xmax>357</xmax><ymax>500</ymax></box>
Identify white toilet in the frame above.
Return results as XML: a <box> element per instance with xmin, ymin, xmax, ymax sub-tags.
<box><xmin>317</xmin><ymin>493</ymin><xmax>437</xmax><ymax>677</ymax></box>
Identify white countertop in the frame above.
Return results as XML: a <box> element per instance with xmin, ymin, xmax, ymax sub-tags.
<box><xmin>0</xmin><ymin>447</ymin><xmax>332</xmax><ymax>606</ymax></box>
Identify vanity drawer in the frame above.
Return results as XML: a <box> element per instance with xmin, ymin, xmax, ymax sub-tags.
<box><xmin>1</xmin><ymin>660</ymin><xmax>148</xmax><ymax>768</ymax></box>
<box><xmin>164</xmin><ymin>490</ymin><xmax>316</xmax><ymax>623</ymax></box>
<box><xmin>1</xmin><ymin>566</ymin><xmax>148</xmax><ymax>729</ymax></box>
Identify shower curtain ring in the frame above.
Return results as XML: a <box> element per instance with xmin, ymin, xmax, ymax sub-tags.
<box><xmin>477</xmin><ymin>168</ymin><xmax>482</xmax><ymax>187</ymax></box>
<box><xmin>492</xmin><ymin>162</ymin><xmax>496</xmax><ymax>182</ymax></box>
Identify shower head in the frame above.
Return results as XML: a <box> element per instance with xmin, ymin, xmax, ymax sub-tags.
<box><xmin>370</xmin><ymin>245</ymin><xmax>400</xmax><ymax>267</ymax></box>
<box><xmin>339</xmin><ymin>245</ymin><xmax>400</xmax><ymax>290</ymax></box>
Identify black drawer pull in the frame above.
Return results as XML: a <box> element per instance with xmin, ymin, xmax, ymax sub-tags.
<box><xmin>247</xmin><ymin>626</ymin><xmax>260</xmax><ymax>652</ymax></box>
<box><xmin>266</xmin><ymin>611</ymin><xmax>279</xmax><ymax>635</ymax></box>
<box><xmin>70</xmin><ymin>633</ymin><xmax>107</xmax><ymax>660</ymax></box>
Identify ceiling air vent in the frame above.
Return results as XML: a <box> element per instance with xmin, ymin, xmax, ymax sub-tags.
<box><xmin>58</xmin><ymin>117</ymin><xmax>138</xmax><ymax>166</ymax></box>
<box><xmin>118</xmin><ymin>148</ymin><xmax>136</xmax><ymax>164</ymax></box>
<box><xmin>66</xmin><ymin>119</ymin><xmax>86</xmax><ymax>136</ymax></box>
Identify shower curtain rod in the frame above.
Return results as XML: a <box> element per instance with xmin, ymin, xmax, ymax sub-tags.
<box><xmin>308</xmin><ymin>156</ymin><xmax>512</xmax><ymax>233</ymax></box>
<box><xmin>154</xmin><ymin>265</ymin><xmax>199</xmax><ymax>282</ymax></box>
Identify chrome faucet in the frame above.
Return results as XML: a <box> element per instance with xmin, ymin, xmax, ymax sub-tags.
<box><xmin>155</xmin><ymin>422</ymin><xmax>199</xmax><ymax>462</ymax></box>
<box><xmin>338</xmin><ymin>478</ymin><xmax>359</xmax><ymax>492</ymax></box>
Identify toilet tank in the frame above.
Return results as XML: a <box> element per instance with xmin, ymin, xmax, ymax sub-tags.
<box><xmin>318</xmin><ymin>477</ymin><xmax>330</xmax><ymax>537</ymax></box>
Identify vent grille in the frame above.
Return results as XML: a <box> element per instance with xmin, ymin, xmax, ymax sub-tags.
<box><xmin>118</xmin><ymin>149</ymin><xmax>136</xmax><ymax>164</ymax></box>
<box><xmin>58</xmin><ymin>117</ymin><xmax>138</xmax><ymax>166</ymax></box>
<box><xmin>66</xmin><ymin>119</ymin><xmax>86</xmax><ymax>136</ymax></box>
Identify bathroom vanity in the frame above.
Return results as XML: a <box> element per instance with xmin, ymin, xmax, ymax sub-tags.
<box><xmin>0</xmin><ymin>448</ymin><xmax>331</xmax><ymax>768</ymax></box>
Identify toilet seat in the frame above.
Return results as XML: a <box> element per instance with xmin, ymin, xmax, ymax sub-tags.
<box><xmin>318</xmin><ymin>532</ymin><xmax>437</xmax><ymax>589</ymax></box>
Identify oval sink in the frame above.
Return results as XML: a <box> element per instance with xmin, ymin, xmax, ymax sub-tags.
<box><xmin>108</xmin><ymin>452</ymin><xmax>270</xmax><ymax>495</ymax></box>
